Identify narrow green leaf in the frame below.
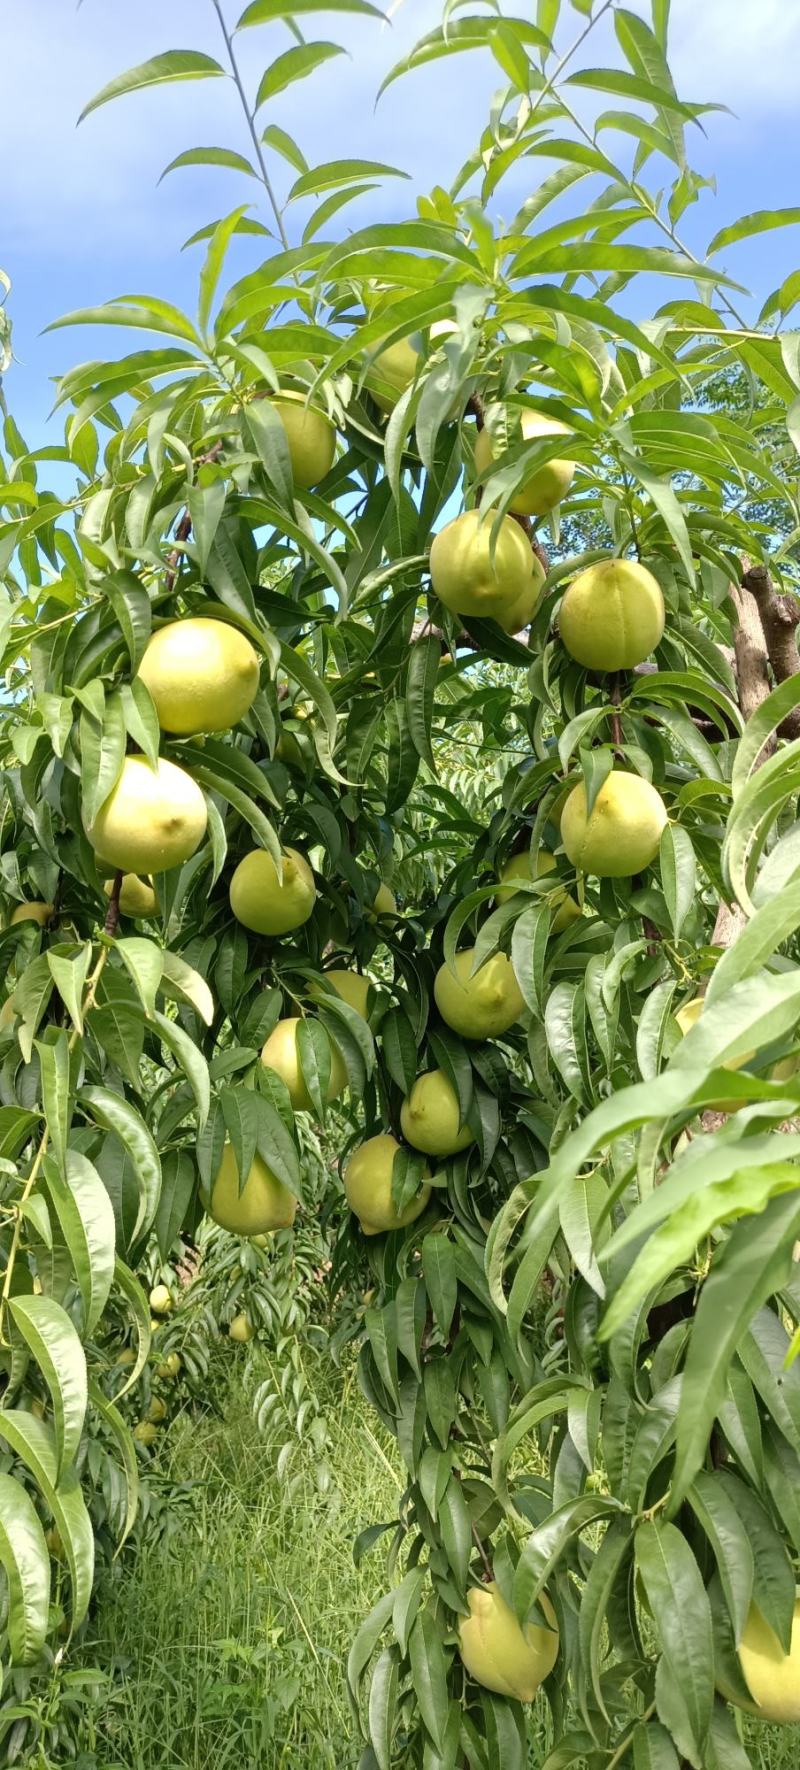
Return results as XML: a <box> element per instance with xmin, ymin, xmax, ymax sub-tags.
<box><xmin>160</xmin><ymin>146</ymin><xmax>257</xmax><ymax>182</ymax></box>
<box><xmin>79</xmin><ymin>690</ymin><xmax>126</xmax><ymax>829</ymax></box>
<box><xmin>0</xmin><ymin>1412</ymin><xmax>93</xmax><ymax>1634</ymax></box>
<box><xmin>245</xmin><ymin>400</ymin><xmax>295</xmax><ymax>507</ymax></box>
<box><xmin>716</xmin><ymin>1470</ymin><xmax>796</xmax><ymax>1651</ymax></box>
<box><xmin>381</xmin><ymin>1008</ymin><xmax>418</xmax><ymax>1094</ymax></box>
<box><xmin>102</xmin><ymin>570</ymin><xmax>152</xmax><ymax>672</ymax></box>
<box><xmin>578</xmin><ymin>1518</ymin><xmax>632</xmax><ymax>1723</ymax></box>
<box><xmin>35</xmin><ymin>1029</ymin><xmax>72</xmax><ymax>1177</ymax></box>
<box><xmin>421</xmin><ymin>1234</ymin><xmax>457</xmax><ymax>1337</ymax></box>
<box><xmin>46</xmin><ymin>943</ymin><xmax>92</xmax><ymax>1035</ymax></box>
<box><xmin>255</xmin><ymin>41</ymin><xmax>346</xmax><ymax>106</ymax></box>
<box><xmin>120</xmin><ymin>680</ymin><xmax>160</xmax><ymax>768</ymax></box>
<box><xmin>238</xmin><ymin>0</ymin><xmax>383</xmax><ymax>25</ymax></box>
<box><xmin>512</xmin><ymin>1494</ymin><xmax>619</xmax><ymax>1620</ymax></box>
<box><xmin>9</xmin><ymin>1295</ymin><xmax>87</xmax><ymax>1480</ymax></box>
<box><xmin>632</xmin><ymin>1724</ymin><xmax>680</xmax><ymax>1769</ymax></box>
<box><xmin>42</xmin><ymin>1151</ymin><xmax>115</xmax><ymax>1336</ymax></box>
<box><xmin>79</xmin><ymin>51</ymin><xmax>226</xmax><ymax>123</ymax></box>
<box><xmin>510</xmin><ymin>903</ymin><xmax>551</xmax><ymax>1017</ymax></box>
<box><xmin>635</xmin><ymin>978</ymin><xmax>677</xmax><ymax>1081</ymax></box>
<box><xmin>253</xmin><ymin>1095</ymin><xmax>302</xmax><ymax>1197</ymax></box>
<box><xmin>260</xmin><ymin>125</ymin><xmax>308</xmax><ymax>174</ymax></box>
<box><xmin>296</xmin><ymin>1019</ymin><xmax>332</xmax><ymax>1121</ymax></box>
<box><xmin>0</xmin><ymin>1472</ymin><xmax>51</xmax><ymax>1664</ymax></box>
<box><xmin>198</xmin><ymin>206</ymin><xmax>250</xmax><ymax>335</ymax></box>
<box><xmin>672</xmin><ymin>1189</ymin><xmax>800</xmax><ymax>1509</ymax></box>
<box><xmin>659</xmin><ymin>824</ymin><xmax>695</xmax><ymax>940</ymax></box>
<box><xmin>80</xmin><ymin>1086</ymin><xmax>162</xmax><ymax>1242</ymax></box>
<box><xmin>439</xmin><ymin>1478</ymin><xmax>471</xmax><ymax>1594</ymax></box>
<box><xmin>687</xmin><ymin>1471</ymin><xmax>753</xmax><ymax>1644</ymax></box>
<box><xmin>154</xmin><ymin>1150</ymin><xmax>197</xmax><ymax>1261</ymax></box>
<box><xmin>185</xmin><ymin>480</ymin><xmax>227</xmax><ymax>577</ymax></box>
<box><xmin>115</xmin><ymin>937</ymin><xmax>163</xmax><ymax>1019</ymax></box>
<box><xmin>112</xmin><ymin>1257</ymin><xmax>152</xmax><ymax>1399</ymax></box>
<box><xmin>347</xmin><ymin>1588</ymin><xmax>394</xmax><ymax>1700</ymax></box>
<box><xmin>405</xmin><ymin>635</ymin><xmax>439</xmax><ymax>768</ymax></box>
<box><xmin>377</xmin><ymin>16</ymin><xmax>548</xmax><ymax>98</ymax></box>
<box><xmin>13</xmin><ymin>954</ymin><xmax>54</xmax><ymax>1066</ymax></box>
<box><xmin>87</xmin><ymin>1376</ymin><xmax>139</xmax><ymax>1553</ymax></box>
<box><xmin>600</xmin><ymin>1163</ymin><xmax>800</xmax><ymax>1343</ymax></box>
<box><xmin>159</xmin><ymin>951</ymin><xmax>214</xmax><ymax>1026</ymax></box>
<box><xmin>617</xmin><ymin>449</ymin><xmax>694</xmax><ymax>582</ymax></box>
<box><xmin>634</xmin><ymin>1520</ymin><xmax>713</xmax><ymax>1755</ymax></box>
<box><xmin>368</xmin><ymin>1646</ymin><xmax>399</xmax><ymax>1770</ymax></box>
<box><xmin>708</xmin><ymin>208</ymin><xmax>800</xmax><ymax>257</ymax></box>
<box><xmin>408</xmin><ymin>1608</ymin><xmax>449</xmax><ymax>1752</ymax></box>
<box><xmin>705</xmin><ymin>877</ymin><xmax>800</xmax><ymax>1006</ymax></box>
<box><xmin>288</xmin><ymin>159</ymin><xmax>409</xmax><ymax>202</ymax></box>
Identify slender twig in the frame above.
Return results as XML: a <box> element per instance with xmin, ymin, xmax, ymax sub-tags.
<box><xmin>605</xmin><ymin>1700</ymin><xmax>657</xmax><ymax>1770</ymax></box>
<box><xmin>471</xmin><ymin>1523</ymin><xmax>493</xmax><ymax>1581</ymax></box>
<box><xmin>210</xmin><ymin>0</ymin><xmax>291</xmax><ymax>253</ymax></box>
<box><xmin>554</xmin><ymin>87</ymin><xmax>752</xmax><ymax>336</ymax></box>
<box><xmin>527</xmin><ymin>0</ymin><xmax>615</xmax><ymax>133</ymax></box>
<box><xmin>0</xmin><ymin>1133</ymin><xmax>50</xmax><ymax>1341</ymax></box>
<box><xmin>618</xmin><ymin>463</ymin><xmax>643</xmax><ymax>561</ymax></box>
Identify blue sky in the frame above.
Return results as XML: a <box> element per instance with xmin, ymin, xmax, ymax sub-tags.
<box><xmin>4</xmin><ymin>0</ymin><xmax>800</xmax><ymax>444</ymax></box>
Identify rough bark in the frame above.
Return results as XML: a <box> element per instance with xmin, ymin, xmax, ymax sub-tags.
<box><xmin>707</xmin><ymin>577</ymin><xmax>780</xmax><ymax>952</ymax></box>
<box><xmin>466</xmin><ymin>391</ymin><xmax>485</xmax><ymax>432</ymax></box>
<box><xmin>708</xmin><ymin>582</ymin><xmax>770</xmax><ymax>953</ymax></box>
<box><xmin>742</xmin><ymin>561</ymin><xmax>800</xmax><ymax>737</ymax></box>
<box><xmin>729</xmin><ymin>579</ymin><xmax>773</xmax><ymax>725</ymax></box>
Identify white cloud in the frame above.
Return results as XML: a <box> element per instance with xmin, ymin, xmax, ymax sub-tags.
<box><xmin>3</xmin><ymin>0</ymin><xmax>798</xmax><ymax>433</ymax></box>
<box><xmin>3</xmin><ymin>0</ymin><xmax>795</xmax><ymax>275</ymax></box>
<box><xmin>667</xmin><ymin>0</ymin><xmax>800</xmax><ymax>111</ymax></box>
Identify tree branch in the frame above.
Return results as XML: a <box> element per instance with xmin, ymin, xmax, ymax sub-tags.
<box><xmin>466</xmin><ymin>391</ymin><xmax>485</xmax><ymax>432</ymax></box>
<box><xmin>410</xmin><ymin>618</ymin><xmax>482</xmax><ymax>655</ymax></box>
<box><xmin>708</xmin><ymin>566</ymin><xmax>800</xmax><ymax>965</ymax></box>
<box><xmin>104</xmin><ymin>870</ymin><xmax>123</xmax><ymax>938</ymax></box>
<box><xmin>710</xmin><ymin>580</ymin><xmax>774</xmax><ymax>954</ymax></box>
<box><xmin>510</xmin><ymin>507</ymin><xmax>550</xmax><ymax>576</ymax></box>
<box><xmin>164</xmin><ymin>441</ymin><xmax>225</xmax><ymax>592</ymax></box>
<box><xmin>742</xmin><ymin>561</ymin><xmax>800</xmax><ymax>737</ymax></box>
<box><xmin>729</xmin><ymin>579</ymin><xmax>773</xmax><ymax>725</ymax></box>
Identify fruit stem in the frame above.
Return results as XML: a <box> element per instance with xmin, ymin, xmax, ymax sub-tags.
<box><xmin>609</xmin><ymin>674</ymin><xmax>624</xmax><ymax>753</ymax></box>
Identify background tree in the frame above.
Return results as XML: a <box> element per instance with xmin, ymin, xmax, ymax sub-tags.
<box><xmin>3</xmin><ymin>2</ymin><xmax>800</xmax><ymax>1766</ymax></box>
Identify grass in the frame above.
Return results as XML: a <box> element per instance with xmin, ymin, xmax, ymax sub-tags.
<box><xmin>69</xmin><ymin>1344</ymin><xmax>798</xmax><ymax>1770</ymax></box>
<box><xmin>81</xmin><ymin>1349</ymin><xmax>400</xmax><ymax>1770</ymax></box>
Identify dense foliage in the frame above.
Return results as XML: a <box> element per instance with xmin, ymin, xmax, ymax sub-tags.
<box><xmin>4</xmin><ymin>0</ymin><xmax>800</xmax><ymax>1764</ymax></box>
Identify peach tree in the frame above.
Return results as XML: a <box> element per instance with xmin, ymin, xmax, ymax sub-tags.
<box><xmin>3</xmin><ymin>1</ymin><xmax>800</xmax><ymax>1765</ymax></box>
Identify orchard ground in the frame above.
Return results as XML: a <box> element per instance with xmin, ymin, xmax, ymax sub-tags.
<box><xmin>70</xmin><ymin>1349</ymin><xmax>798</xmax><ymax>1770</ymax></box>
